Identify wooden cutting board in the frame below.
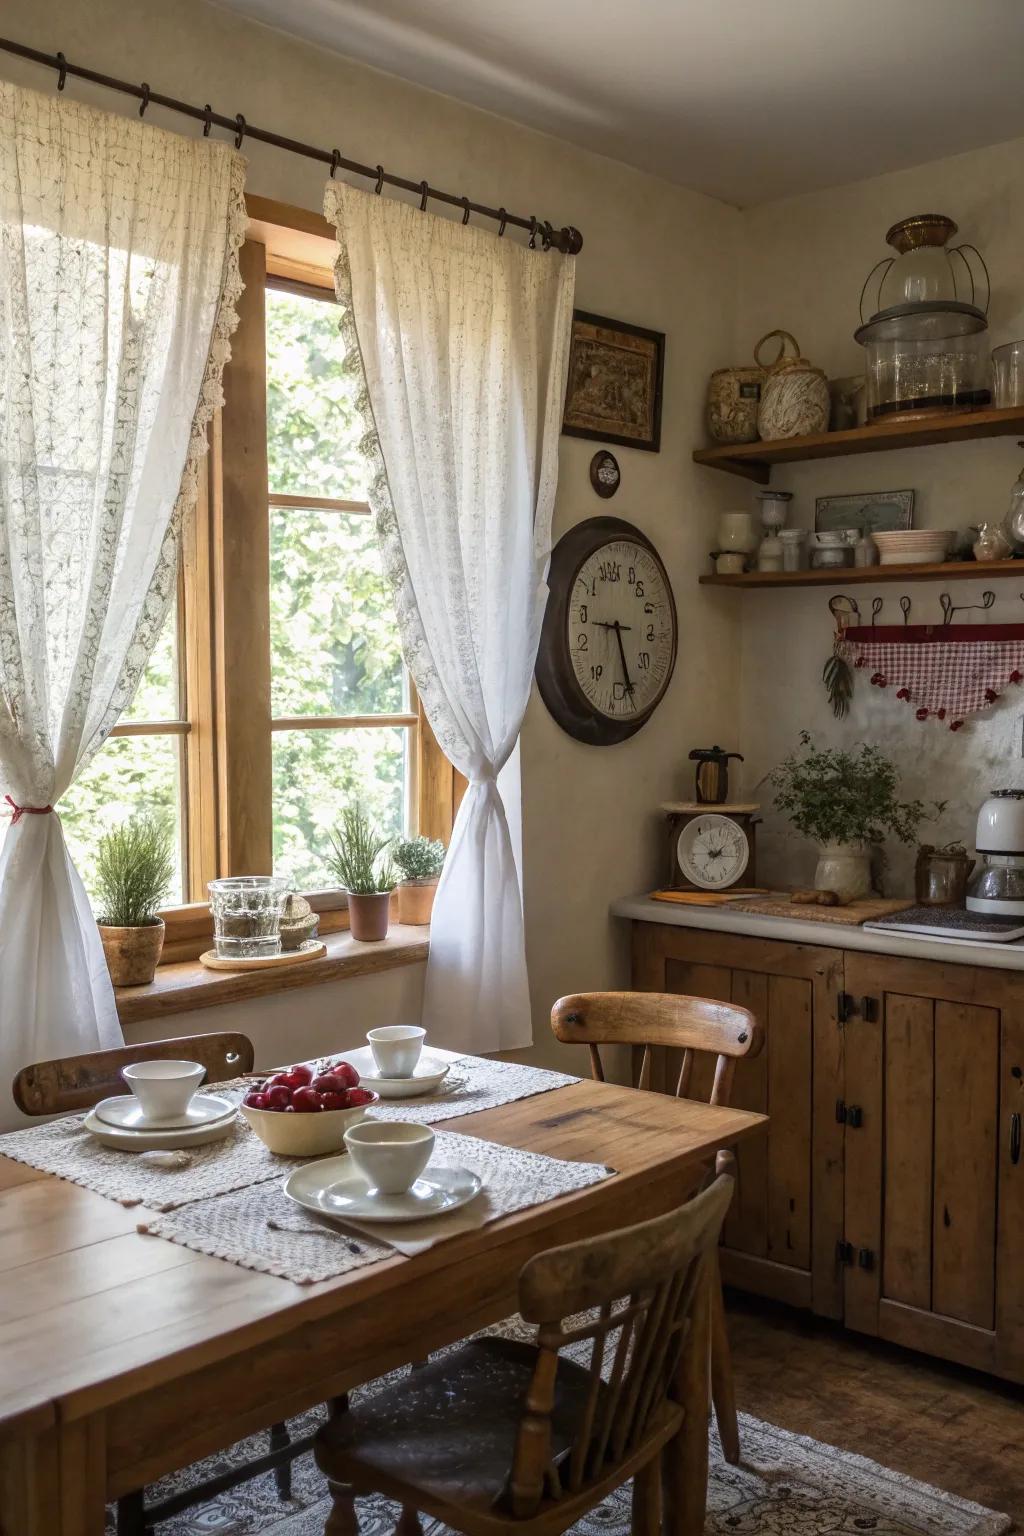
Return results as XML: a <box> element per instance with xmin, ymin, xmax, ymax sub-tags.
<box><xmin>725</xmin><ymin>893</ymin><xmax>915</xmax><ymax>926</ymax></box>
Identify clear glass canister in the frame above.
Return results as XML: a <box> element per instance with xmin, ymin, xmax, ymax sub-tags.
<box><xmin>854</xmin><ymin>302</ymin><xmax>991</xmax><ymax>422</ymax></box>
<box><xmin>208</xmin><ymin>875</ymin><xmax>289</xmax><ymax>960</ymax></box>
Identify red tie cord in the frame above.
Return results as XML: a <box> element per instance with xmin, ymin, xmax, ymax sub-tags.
<box><xmin>4</xmin><ymin>796</ymin><xmax>54</xmax><ymax>825</ymax></box>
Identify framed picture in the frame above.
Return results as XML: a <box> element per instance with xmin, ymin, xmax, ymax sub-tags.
<box><xmin>815</xmin><ymin>489</ymin><xmax>915</xmax><ymax>535</ymax></box>
<box><xmin>562</xmin><ymin>310</ymin><xmax>664</xmax><ymax>453</ymax></box>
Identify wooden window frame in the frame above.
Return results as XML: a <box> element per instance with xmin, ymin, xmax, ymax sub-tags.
<box><xmin>155</xmin><ymin>196</ymin><xmax>462</xmax><ymax>961</ymax></box>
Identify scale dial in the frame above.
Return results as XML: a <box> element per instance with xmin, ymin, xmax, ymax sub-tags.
<box><xmin>535</xmin><ymin>517</ymin><xmax>678</xmax><ymax>745</ymax></box>
<box><xmin>676</xmin><ymin>813</ymin><xmax>750</xmax><ymax>890</ymax></box>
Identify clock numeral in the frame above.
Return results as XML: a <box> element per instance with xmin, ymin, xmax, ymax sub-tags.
<box><xmin>579</xmin><ymin>604</ymin><xmax>588</xmax><ymax>623</ymax></box>
<box><xmin>646</xmin><ymin>624</ymin><xmax>655</xmax><ymax>642</ymax></box>
<box><xmin>628</xmin><ymin>566</ymin><xmax>636</xmax><ymax>584</ymax></box>
<box><xmin>599</xmin><ymin>560</ymin><xmax>621</xmax><ymax>583</ymax></box>
<box><xmin>590</xmin><ymin>664</ymin><xmax>603</xmax><ymax>681</ymax></box>
<box><xmin>576</xmin><ymin>633</ymin><xmax>588</xmax><ymax>650</ymax></box>
<box><xmin>635</xmin><ymin>580</ymin><xmax>645</xmax><ymax>598</ymax></box>
<box><xmin>644</xmin><ymin>602</ymin><xmax>654</xmax><ymax>614</ymax></box>
<box><xmin>638</xmin><ymin>651</ymin><xmax>650</xmax><ymax>670</ymax></box>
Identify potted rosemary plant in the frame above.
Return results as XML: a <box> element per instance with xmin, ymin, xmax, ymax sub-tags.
<box><xmin>94</xmin><ymin>816</ymin><xmax>175</xmax><ymax>985</ymax></box>
<box><xmin>392</xmin><ymin>836</ymin><xmax>445</xmax><ymax>925</ymax></box>
<box><xmin>770</xmin><ymin>732</ymin><xmax>929</xmax><ymax>901</ymax></box>
<box><xmin>326</xmin><ymin>806</ymin><xmax>398</xmax><ymax>942</ymax></box>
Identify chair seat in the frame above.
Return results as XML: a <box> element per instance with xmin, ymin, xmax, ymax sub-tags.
<box><xmin>317</xmin><ymin>1337</ymin><xmax>597</xmax><ymax>1513</ymax></box>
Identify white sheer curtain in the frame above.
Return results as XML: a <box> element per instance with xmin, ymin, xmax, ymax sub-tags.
<box><xmin>324</xmin><ymin>183</ymin><xmax>574</xmax><ymax>1053</ymax></box>
<box><xmin>0</xmin><ymin>83</ymin><xmax>246</xmax><ymax>1127</ymax></box>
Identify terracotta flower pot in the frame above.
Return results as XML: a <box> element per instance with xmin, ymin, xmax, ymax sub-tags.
<box><xmin>397</xmin><ymin>878</ymin><xmax>438</xmax><ymax>926</ymax></box>
<box><xmin>347</xmin><ymin>891</ymin><xmax>391</xmax><ymax>942</ymax></box>
<box><xmin>98</xmin><ymin>919</ymin><xmax>165</xmax><ymax>986</ymax></box>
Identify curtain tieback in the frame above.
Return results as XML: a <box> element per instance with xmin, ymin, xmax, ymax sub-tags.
<box><xmin>5</xmin><ymin>796</ymin><xmax>54</xmax><ymax>825</ymax></box>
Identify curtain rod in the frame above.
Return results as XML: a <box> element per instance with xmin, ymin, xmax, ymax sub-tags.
<box><xmin>0</xmin><ymin>36</ymin><xmax>584</xmax><ymax>255</ymax></box>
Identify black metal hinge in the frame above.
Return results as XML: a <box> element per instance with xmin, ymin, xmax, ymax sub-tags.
<box><xmin>836</xmin><ymin>1240</ymin><xmax>854</xmax><ymax>1266</ymax></box>
<box><xmin>835</xmin><ymin>1100</ymin><xmax>864</xmax><ymax>1128</ymax></box>
<box><xmin>857</xmin><ymin>1247</ymin><xmax>875</xmax><ymax>1271</ymax></box>
<box><xmin>837</xmin><ymin>993</ymin><xmax>880</xmax><ymax>1025</ymax></box>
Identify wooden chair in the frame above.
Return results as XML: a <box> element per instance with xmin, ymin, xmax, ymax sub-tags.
<box><xmin>12</xmin><ymin>1031</ymin><xmax>318</xmax><ymax>1536</ymax></box>
<box><xmin>314</xmin><ymin>1173</ymin><xmax>734</xmax><ymax>1536</ymax></box>
<box><xmin>550</xmin><ymin>991</ymin><xmax>764</xmax><ymax>1465</ymax></box>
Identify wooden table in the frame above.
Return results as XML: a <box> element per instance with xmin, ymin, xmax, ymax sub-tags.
<box><xmin>0</xmin><ymin>1078</ymin><xmax>765</xmax><ymax>1536</ymax></box>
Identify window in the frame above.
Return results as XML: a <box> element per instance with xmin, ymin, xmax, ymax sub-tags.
<box><xmin>265</xmin><ymin>282</ymin><xmax>415</xmax><ymax>890</ymax></box>
<box><xmin>45</xmin><ymin>203</ymin><xmax>462</xmax><ymax>957</ymax></box>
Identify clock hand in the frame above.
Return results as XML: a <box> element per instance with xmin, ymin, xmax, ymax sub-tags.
<box><xmin>610</xmin><ymin>620</ymin><xmax>634</xmax><ymax>697</ymax></box>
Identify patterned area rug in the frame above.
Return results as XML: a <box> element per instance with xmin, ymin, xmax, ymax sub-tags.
<box><xmin>106</xmin><ymin>1332</ymin><xmax>1010</xmax><ymax>1536</ymax></box>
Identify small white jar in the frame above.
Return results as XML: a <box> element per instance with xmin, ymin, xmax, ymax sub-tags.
<box><xmin>757</xmin><ymin>535</ymin><xmax>784</xmax><ymax>572</ymax></box>
<box><xmin>717</xmin><ymin>510</ymin><xmax>757</xmax><ymax>554</ymax></box>
<box><xmin>778</xmin><ymin>528</ymin><xmax>806</xmax><ymax>572</ymax></box>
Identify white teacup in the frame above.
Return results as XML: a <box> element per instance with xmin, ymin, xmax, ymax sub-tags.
<box><xmin>344</xmin><ymin>1120</ymin><xmax>435</xmax><ymax>1196</ymax></box>
<box><xmin>367</xmin><ymin>1025</ymin><xmax>426</xmax><ymax>1079</ymax></box>
<box><xmin>120</xmin><ymin>1059</ymin><xmax>205</xmax><ymax>1124</ymax></box>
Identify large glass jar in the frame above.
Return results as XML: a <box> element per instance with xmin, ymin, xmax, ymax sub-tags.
<box><xmin>855</xmin><ymin>302</ymin><xmax>991</xmax><ymax>422</ymax></box>
<box><xmin>208</xmin><ymin>875</ymin><xmax>289</xmax><ymax>960</ymax></box>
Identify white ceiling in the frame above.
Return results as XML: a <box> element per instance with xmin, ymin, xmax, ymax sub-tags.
<box><xmin>212</xmin><ymin>0</ymin><xmax>1024</xmax><ymax>205</ymax></box>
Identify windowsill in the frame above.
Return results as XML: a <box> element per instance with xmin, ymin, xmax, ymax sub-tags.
<box><xmin>114</xmin><ymin>925</ymin><xmax>429</xmax><ymax>1026</ymax></box>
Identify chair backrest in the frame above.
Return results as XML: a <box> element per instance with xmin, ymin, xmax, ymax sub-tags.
<box><xmin>12</xmin><ymin>1032</ymin><xmax>255</xmax><ymax>1116</ymax></box>
<box><xmin>506</xmin><ymin>1173</ymin><xmax>734</xmax><ymax>1517</ymax></box>
<box><xmin>551</xmin><ymin>990</ymin><xmax>762</xmax><ymax>1108</ymax></box>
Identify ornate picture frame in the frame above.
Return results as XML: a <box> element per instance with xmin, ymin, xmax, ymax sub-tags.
<box><xmin>562</xmin><ymin>310</ymin><xmax>665</xmax><ymax>453</ymax></box>
<box><xmin>814</xmin><ymin>488</ymin><xmax>915</xmax><ymax>535</ymax></box>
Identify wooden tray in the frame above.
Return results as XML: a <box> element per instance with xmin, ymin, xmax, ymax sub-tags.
<box><xmin>199</xmin><ymin>942</ymin><xmax>327</xmax><ymax>972</ymax></box>
<box><xmin>725</xmin><ymin>894</ymin><xmax>915</xmax><ymax>926</ymax></box>
<box><xmin>650</xmin><ymin>888</ymin><xmax>770</xmax><ymax>907</ymax></box>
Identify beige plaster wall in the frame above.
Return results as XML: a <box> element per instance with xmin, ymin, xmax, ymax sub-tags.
<box><xmin>4</xmin><ymin>0</ymin><xmax>744</xmax><ymax>1066</ymax></box>
<box><xmin>732</xmin><ymin>138</ymin><xmax>1024</xmax><ymax>891</ymax></box>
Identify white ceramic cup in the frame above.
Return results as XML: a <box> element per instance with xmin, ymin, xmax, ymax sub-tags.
<box><xmin>120</xmin><ymin>1059</ymin><xmax>206</xmax><ymax>1124</ymax></box>
<box><xmin>344</xmin><ymin>1120</ymin><xmax>435</xmax><ymax>1196</ymax></box>
<box><xmin>367</xmin><ymin>1025</ymin><xmax>426</xmax><ymax>1079</ymax></box>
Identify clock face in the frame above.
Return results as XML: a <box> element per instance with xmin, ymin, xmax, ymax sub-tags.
<box><xmin>568</xmin><ymin>539</ymin><xmax>674</xmax><ymax>723</ymax></box>
<box><xmin>535</xmin><ymin>517</ymin><xmax>677</xmax><ymax>745</ymax></box>
<box><xmin>677</xmin><ymin>814</ymin><xmax>750</xmax><ymax>890</ymax></box>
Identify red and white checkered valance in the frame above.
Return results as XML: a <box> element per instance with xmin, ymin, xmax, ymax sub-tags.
<box><xmin>838</xmin><ymin>623</ymin><xmax>1024</xmax><ymax>730</ymax></box>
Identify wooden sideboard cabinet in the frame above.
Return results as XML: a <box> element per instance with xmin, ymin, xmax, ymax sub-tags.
<box><xmin>630</xmin><ymin>921</ymin><xmax>1024</xmax><ymax>1384</ymax></box>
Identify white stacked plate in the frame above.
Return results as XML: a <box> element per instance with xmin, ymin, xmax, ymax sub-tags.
<box><xmin>84</xmin><ymin>1092</ymin><xmax>237</xmax><ymax>1151</ymax></box>
<box><xmin>342</xmin><ymin>1046</ymin><xmax>457</xmax><ymax>1100</ymax></box>
<box><xmin>872</xmin><ymin>530</ymin><xmax>952</xmax><ymax>565</ymax></box>
<box><xmin>284</xmin><ymin>1156</ymin><xmax>481</xmax><ymax>1224</ymax></box>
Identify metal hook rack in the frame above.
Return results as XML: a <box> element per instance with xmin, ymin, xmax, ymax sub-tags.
<box><xmin>827</xmin><ymin>590</ymin><xmax>1007</xmax><ymax>627</ymax></box>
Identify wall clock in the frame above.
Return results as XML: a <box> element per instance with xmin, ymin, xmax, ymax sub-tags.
<box><xmin>536</xmin><ymin>516</ymin><xmax>677</xmax><ymax>745</ymax></box>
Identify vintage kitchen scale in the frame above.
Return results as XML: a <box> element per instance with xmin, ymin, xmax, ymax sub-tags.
<box><xmin>660</xmin><ymin>747</ymin><xmax>761</xmax><ymax>894</ymax></box>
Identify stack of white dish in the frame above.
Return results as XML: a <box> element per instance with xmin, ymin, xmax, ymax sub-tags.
<box><xmin>872</xmin><ymin>529</ymin><xmax>952</xmax><ymax>565</ymax></box>
<box><xmin>84</xmin><ymin>1059</ymin><xmax>237</xmax><ymax>1151</ymax></box>
<box><xmin>356</xmin><ymin>1026</ymin><xmax>457</xmax><ymax>1100</ymax></box>
<box><xmin>285</xmin><ymin>1120</ymin><xmax>481</xmax><ymax>1225</ymax></box>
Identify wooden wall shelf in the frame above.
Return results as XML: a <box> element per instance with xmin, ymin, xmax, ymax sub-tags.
<box><xmin>692</xmin><ymin>406</ymin><xmax>1024</xmax><ymax>483</ymax></box>
<box><xmin>700</xmin><ymin>559</ymin><xmax>1023</xmax><ymax>590</ymax></box>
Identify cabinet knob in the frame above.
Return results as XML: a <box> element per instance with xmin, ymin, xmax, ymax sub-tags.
<box><xmin>1011</xmin><ymin>1111</ymin><xmax>1022</xmax><ymax>1167</ymax></box>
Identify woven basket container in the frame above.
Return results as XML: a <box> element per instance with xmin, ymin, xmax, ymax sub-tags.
<box><xmin>705</xmin><ymin>360</ymin><xmax>765</xmax><ymax>444</ymax></box>
<box><xmin>756</xmin><ymin>329</ymin><xmax>830</xmax><ymax>441</ymax></box>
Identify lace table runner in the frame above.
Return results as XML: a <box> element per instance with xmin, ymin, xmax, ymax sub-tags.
<box><xmin>137</xmin><ymin>1129</ymin><xmax>613</xmax><ymax>1284</ymax></box>
<box><xmin>0</xmin><ymin>1056</ymin><xmax>580</xmax><ymax>1212</ymax></box>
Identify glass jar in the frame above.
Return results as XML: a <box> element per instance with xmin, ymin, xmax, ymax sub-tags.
<box><xmin>915</xmin><ymin>846</ymin><xmax>975</xmax><ymax>908</ymax></box>
<box><xmin>756</xmin><ymin>490</ymin><xmax>792</xmax><ymax>534</ymax></box>
<box><xmin>778</xmin><ymin>528</ymin><xmax>806</xmax><ymax>571</ymax></box>
<box><xmin>992</xmin><ymin>341</ymin><xmax>1024</xmax><ymax>408</ymax></box>
<box><xmin>208</xmin><ymin>875</ymin><xmax>289</xmax><ymax>960</ymax></box>
<box><xmin>861</xmin><ymin>215</ymin><xmax>990</xmax><ymax>318</ymax></box>
<box><xmin>855</xmin><ymin>303</ymin><xmax>991</xmax><ymax>422</ymax></box>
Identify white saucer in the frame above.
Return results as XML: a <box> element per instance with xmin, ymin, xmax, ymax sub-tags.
<box><xmin>83</xmin><ymin>1108</ymin><xmax>237</xmax><ymax>1152</ymax></box>
<box><xmin>94</xmin><ymin>1092</ymin><xmax>236</xmax><ymax>1132</ymax></box>
<box><xmin>358</xmin><ymin>1054</ymin><xmax>452</xmax><ymax>1099</ymax></box>
<box><xmin>284</xmin><ymin>1158</ymin><xmax>482</xmax><ymax>1224</ymax></box>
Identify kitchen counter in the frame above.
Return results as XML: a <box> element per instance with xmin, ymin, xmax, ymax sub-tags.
<box><xmin>611</xmin><ymin>893</ymin><xmax>1024</xmax><ymax>973</ymax></box>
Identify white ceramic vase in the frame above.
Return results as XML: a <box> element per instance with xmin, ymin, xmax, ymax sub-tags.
<box><xmin>814</xmin><ymin>841</ymin><xmax>872</xmax><ymax>903</ymax></box>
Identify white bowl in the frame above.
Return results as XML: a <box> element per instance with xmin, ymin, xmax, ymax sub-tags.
<box><xmin>343</xmin><ymin>1119</ymin><xmax>435</xmax><ymax>1195</ymax></box>
<box><xmin>872</xmin><ymin>530</ymin><xmax>952</xmax><ymax>565</ymax></box>
<box><xmin>240</xmin><ymin>1093</ymin><xmax>379</xmax><ymax>1157</ymax></box>
<box><xmin>121</xmin><ymin>1059</ymin><xmax>206</xmax><ymax>1124</ymax></box>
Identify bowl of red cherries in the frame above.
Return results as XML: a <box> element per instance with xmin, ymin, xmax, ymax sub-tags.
<box><xmin>240</xmin><ymin>1059</ymin><xmax>379</xmax><ymax>1156</ymax></box>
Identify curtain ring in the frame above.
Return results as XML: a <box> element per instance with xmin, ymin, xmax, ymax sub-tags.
<box><xmin>375</xmin><ymin>164</ymin><xmax>385</xmax><ymax>194</ymax></box>
<box><xmin>528</xmin><ymin>216</ymin><xmax>539</xmax><ymax>248</ymax></box>
<box><xmin>419</xmin><ymin>180</ymin><xmax>429</xmax><ymax>212</ymax></box>
<box><xmin>138</xmin><ymin>82</ymin><xmax>150</xmax><ymax>118</ymax></box>
<box><xmin>497</xmin><ymin>208</ymin><xmax>508</xmax><ymax>238</ymax></box>
<box><xmin>55</xmin><ymin>52</ymin><xmax>67</xmax><ymax>92</ymax></box>
<box><xmin>203</xmin><ymin>103</ymin><xmax>213</xmax><ymax>137</ymax></box>
<box><xmin>330</xmin><ymin>149</ymin><xmax>341</xmax><ymax>179</ymax></box>
<box><xmin>461</xmin><ymin>196</ymin><xmax>471</xmax><ymax>226</ymax></box>
<box><xmin>234</xmin><ymin>113</ymin><xmax>246</xmax><ymax>149</ymax></box>
<box><xmin>541</xmin><ymin>220</ymin><xmax>554</xmax><ymax>250</ymax></box>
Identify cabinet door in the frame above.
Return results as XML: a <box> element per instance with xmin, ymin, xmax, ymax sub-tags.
<box><xmin>842</xmin><ymin>954</ymin><xmax>1019</xmax><ymax>1380</ymax></box>
<box><xmin>632</xmin><ymin>923</ymin><xmax>844</xmax><ymax>1318</ymax></box>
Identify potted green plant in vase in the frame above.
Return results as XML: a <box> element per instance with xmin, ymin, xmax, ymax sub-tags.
<box><xmin>392</xmin><ymin>836</ymin><xmax>445</xmax><ymax>925</ymax></box>
<box><xmin>95</xmin><ymin>816</ymin><xmax>175</xmax><ymax>985</ymax></box>
<box><xmin>770</xmin><ymin>732</ymin><xmax>929</xmax><ymax>902</ymax></box>
<box><xmin>326</xmin><ymin>806</ymin><xmax>398</xmax><ymax>942</ymax></box>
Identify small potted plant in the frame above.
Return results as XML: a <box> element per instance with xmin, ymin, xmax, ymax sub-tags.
<box><xmin>94</xmin><ymin>816</ymin><xmax>175</xmax><ymax>985</ymax></box>
<box><xmin>326</xmin><ymin>806</ymin><xmax>398</xmax><ymax>942</ymax></box>
<box><xmin>391</xmin><ymin>836</ymin><xmax>445</xmax><ymax>925</ymax></box>
<box><xmin>770</xmin><ymin>732</ymin><xmax>928</xmax><ymax>902</ymax></box>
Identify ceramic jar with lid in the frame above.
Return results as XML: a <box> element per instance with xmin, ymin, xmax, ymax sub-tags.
<box><xmin>757</xmin><ymin>535</ymin><xmax>784</xmax><ymax>573</ymax></box>
<box><xmin>755</xmin><ymin>330</ymin><xmax>830</xmax><ymax>442</ymax></box>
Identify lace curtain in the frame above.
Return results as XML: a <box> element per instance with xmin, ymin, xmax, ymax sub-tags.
<box><xmin>0</xmin><ymin>83</ymin><xmax>246</xmax><ymax>1127</ymax></box>
<box><xmin>324</xmin><ymin>183</ymin><xmax>575</xmax><ymax>1052</ymax></box>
